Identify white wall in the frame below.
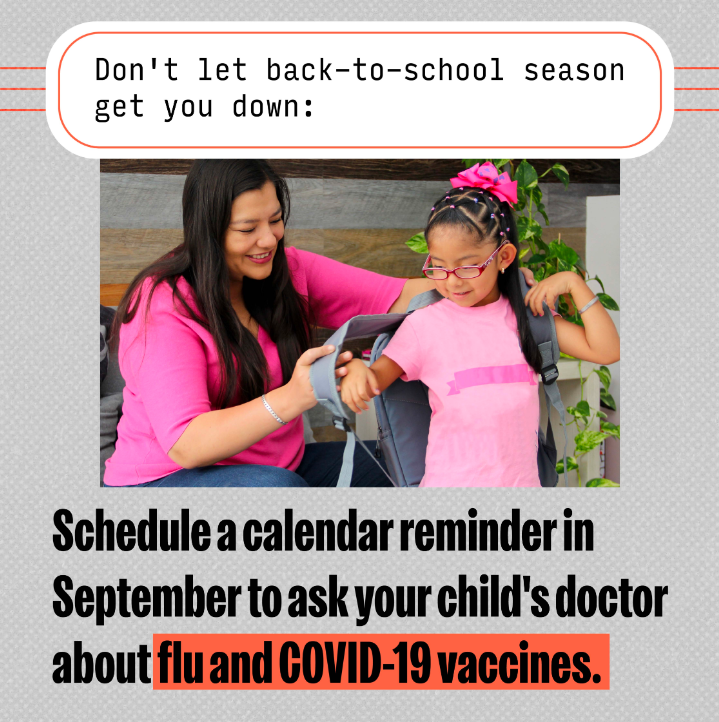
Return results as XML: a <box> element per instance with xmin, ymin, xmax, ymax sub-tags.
<box><xmin>586</xmin><ymin>195</ymin><xmax>621</xmax><ymax>483</ymax></box>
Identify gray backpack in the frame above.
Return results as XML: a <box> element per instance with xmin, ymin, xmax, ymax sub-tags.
<box><xmin>309</xmin><ymin>274</ymin><xmax>567</xmax><ymax>488</ymax></box>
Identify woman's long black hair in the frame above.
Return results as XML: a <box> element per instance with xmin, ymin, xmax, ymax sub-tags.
<box><xmin>112</xmin><ymin>159</ymin><xmax>313</xmax><ymax>408</ymax></box>
<box><xmin>424</xmin><ymin>186</ymin><xmax>543</xmax><ymax>373</ymax></box>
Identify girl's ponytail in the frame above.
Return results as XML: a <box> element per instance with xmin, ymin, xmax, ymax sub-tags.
<box><xmin>495</xmin><ymin>202</ymin><xmax>543</xmax><ymax>374</ymax></box>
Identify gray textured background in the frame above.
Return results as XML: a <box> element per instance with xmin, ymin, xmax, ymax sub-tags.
<box><xmin>1</xmin><ymin>3</ymin><xmax>717</xmax><ymax>721</ymax></box>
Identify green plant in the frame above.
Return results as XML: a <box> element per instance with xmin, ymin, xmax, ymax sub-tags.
<box><xmin>557</xmin><ymin>361</ymin><xmax>620</xmax><ymax>487</ymax></box>
<box><xmin>405</xmin><ymin>159</ymin><xmax>620</xmax><ymax>486</ymax></box>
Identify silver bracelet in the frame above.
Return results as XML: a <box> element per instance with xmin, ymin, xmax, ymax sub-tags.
<box><xmin>578</xmin><ymin>295</ymin><xmax>600</xmax><ymax>314</ymax></box>
<box><xmin>262</xmin><ymin>394</ymin><xmax>287</xmax><ymax>426</ymax></box>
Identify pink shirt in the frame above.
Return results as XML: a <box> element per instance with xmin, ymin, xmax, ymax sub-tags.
<box><xmin>382</xmin><ymin>295</ymin><xmax>541</xmax><ymax>487</ymax></box>
<box><xmin>104</xmin><ymin>247</ymin><xmax>406</xmax><ymax>486</ymax></box>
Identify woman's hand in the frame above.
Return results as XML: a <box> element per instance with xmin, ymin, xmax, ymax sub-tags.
<box><xmin>519</xmin><ymin>266</ymin><xmax>536</xmax><ymax>286</ymax></box>
<box><xmin>524</xmin><ymin>271</ymin><xmax>577</xmax><ymax>316</ymax></box>
<box><xmin>170</xmin><ymin>344</ymin><xmax>335</xmax><ymax>469</ymax></box>
<box><xmin>282</xmin><ymin>344</ymin><xmax>338</xmax><ymax>416</ymax></box>
<box><xmin>334</xmin><ymin>350</ymin><xmax>354</xmax><ymax>388</ymax></box>
<box><xmin>340</xmin><ymin>359</ymin><xmax>380</xmax><ymax>414</ymax></box>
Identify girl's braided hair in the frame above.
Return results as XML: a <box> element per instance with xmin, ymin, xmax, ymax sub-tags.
<box><xmin>424</xmin><ymin>186</ymin><xmax>543</xmax><ymax>373</ymax></box>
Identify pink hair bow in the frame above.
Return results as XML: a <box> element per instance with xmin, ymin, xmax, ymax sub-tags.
<box><xmin>450</xmin><ymin>162</ymin><xmax>518</xmax><ymax>205</ymax></box>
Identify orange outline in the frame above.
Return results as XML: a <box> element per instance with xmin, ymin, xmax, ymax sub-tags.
<box><xmin>56</xmin><ymin>30</ymin><xmax>664</xmax><ymax>150</ymax></box>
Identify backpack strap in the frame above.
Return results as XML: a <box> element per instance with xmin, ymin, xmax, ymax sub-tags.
<box><xmin>310</xmin><ymin>313</ymin><xmax>405</xmax><ymax>416</ymax></box>
<box><xmin>310</xmin><ymin>313</ymin><xmax>405</xmax><ymax>487</ymax></box>
<box><xmin>406</xmin><ymin>288</ymin><xmax>444</xmax><ymax>313</ymax></box>
<box><xmin>519</xmin><ymin>273</ymin><xmax>569</xmax><ymax>487</ymax></box>
<box><xmin>309</xmin><ymin>289</ymin><xmax>444</xmax><ymax>487</ymax></box>
<box><xmin>333</xmin><ymin>416</ymin><xmax>395</xmax><ymax>487</ymax></box>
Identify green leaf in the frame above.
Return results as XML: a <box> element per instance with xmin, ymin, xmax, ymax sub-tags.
<box><xmin>515</xmin><ymin>185</ymin><xmax>527</xmax><ymax>212</ymax></box>
<box><xmin>528</xmin><ymin>220</ymin><xmax>544</xmax><ymax>242</ymax></box>
<box><xmin>516</xmin><ymin>215</ymin><xmax>529</xmax><ymax>239</ymax></box>
<box><xmin>551</xmin><ymin>163</ymin><xmax>570</xmax><ymax>188</ymax></box>
<box><xmin>574</xmin><ymin>429</ymin><xmax>608</xmax><ymax>454</ymax></box>
<box><xmin>527</xmin><ymin>254</ymin><xmax>546</xmax><ymax>265</ymax></box>
<box><xmin>516</xmin><ymin>216</ymin><xmax>543</xmax><ymax>242</ymax></box>
<box><xmin>536</xmin><ymin>201</ymin><xmax>549</xmax><ymax>227</ymax></box>
<box><xmin>491</xmin><ymin>159</ymin><xmax>511</xmax><ymax>170</ymax></box>
<box><xmin>519</xmin><ymin>247</ymin><xmax>530</xmax><ymax>260</ymax></box>
<box><xmin>598</xmin><ymin>293</ymin><xmax>620</xmax><ymax>311</ymax></box>
<box><xmin>586</xmin><ymin>478</ymin><xmax>620</xmax><ymax>488</ymax></box>
<box><xmin>594</xmin><ymin>365</ymin><xmax>612</xmax><ymax>390</ymax></box>
<box><xmin>530</xmin><ymin>187</ymin><xmax>550</xmax><ymax>226</ymax></box>
<box><xmin>591</xmin><ymin>275</ymin><xmax>606</xmax><ymax>293</ymax></box>
<box><xmin>600</xmin><ymin>422</ymin><xmax>621</xmax><ymax>439</ymax></box>
<box><xmin>566</xmin><ymin>402</ymin><xmax>590</xmax><ymax>420</ymax></box>
<box><xmin>600</xmin><ymin>388</ymin><xmax>617</xmax><ymax>411</ymax></box>
<box><xmin>575</xmin><ymin>400</ymin><xmax>591</xmax><ymax>417</ymax></box>
<box><xmin>405</xmin><ymin>232</ymin><xmax>428</xmax><ymax>254</ymax></box>
<box><xmin>556</xmin><ymin>456</ymin><xmax>579</xmax><ymax>473</ymax></box>
<box><xmin>547</xmin><ymin>240</ymin><xmax>580</xmax><ymax>267</ymax></box>
<box><xmin>595</xmin><ymin>410</ymin><xmax>608</xmax><ymax>419</ymax></box>
<box><xmin>514</xmin><ymin>159</ymin><xmax>539</xmax><ymax>190</ymax></box>
<box><xmin>530</xmin><ymin>219</ymin><xmax>544</xmax><ymax>240</ymax></box>
<box><xmin>556</xmin><ymin>296</ymin><xmax>571</xmax><ymax>316</ymax></box>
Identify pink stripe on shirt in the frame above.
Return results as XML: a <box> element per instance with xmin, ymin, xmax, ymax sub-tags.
<box><xmin>447</xmin><ymin>363</ymin><xmax>537</xmax><ymax>395</ymax></box>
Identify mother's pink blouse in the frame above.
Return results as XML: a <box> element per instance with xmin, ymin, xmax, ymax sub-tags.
<box><xmin>104</xmin><ymin>247</ymin><xmax>406</xmax><ymax>486</ymax></box>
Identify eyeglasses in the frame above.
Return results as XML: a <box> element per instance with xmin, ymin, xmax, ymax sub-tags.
<box><xmin>422</xmin><ymin>241</ymin><xmax>510</xmax><ymax>280</ymax></box>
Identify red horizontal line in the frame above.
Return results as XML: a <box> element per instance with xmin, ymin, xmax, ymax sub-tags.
<box><xmin>0</xmin><ymin>87</ymin><xmax>44</xmax><ymax>90</ymax></box>
<box><xmin>675</xmin><ymin>108</ymin><xmax>719</xmax><ymax>111</ymax></box>
<box><xmin>675</xmin><ymin>66</ymin><xmax>719</xmax><ymax>69</ymax></box>
<box><xmin>0</xmin><ymin>108</ymin><xmax>45</xmax><ymax>111</ymax></box>
<box><xmin>0</xmin><ymin>66</ymin><xmax>45</xmax><ymax>69</ymax></box>
<box><xmin>675</xmin><ymin>87</ymin><xmax>719</xmax><ymax>90</ymax></box>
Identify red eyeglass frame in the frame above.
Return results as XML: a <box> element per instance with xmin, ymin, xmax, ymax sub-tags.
<box><xmin>422</xmin><ymin>240</ymin><xmax>511</xmax><ymax>280</ymax></box>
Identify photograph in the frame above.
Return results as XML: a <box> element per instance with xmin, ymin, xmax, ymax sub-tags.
<box><xmin>100</xmin><ymin>158</ymin><xmax>620</xmax><ymax>489</ymax></box>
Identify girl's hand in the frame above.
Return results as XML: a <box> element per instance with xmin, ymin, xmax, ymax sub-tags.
<box><xmin>524</xmin><ymin>271</ymin><xmax>577</xmax><ymax>316</ymax></box>
<box><xmin>340</xmin><ymin>359</ymin><xmax>380</xmax><ymax>414</ymax></box>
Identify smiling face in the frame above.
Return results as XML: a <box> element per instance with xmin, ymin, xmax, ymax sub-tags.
<box><xmin>427</xmin><ymin>225</ymin><xmax>517</xmax><ymax>308</ymax></box>
<box><xmin>223</xmin><ymin>180</ymin><xmax>285</xmax><ymax>285</ymax></box>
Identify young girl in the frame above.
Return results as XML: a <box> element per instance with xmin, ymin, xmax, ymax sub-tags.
<box><xmin>340</xmin><ymin>162</ymin><xmax>620</xmax><ymax>487</ymax></box>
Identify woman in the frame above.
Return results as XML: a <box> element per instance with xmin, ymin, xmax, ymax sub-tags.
<box><xmin>104</xmin><ymin>160</ymin><xmax>437</xmax><ymax>488</ymax></box>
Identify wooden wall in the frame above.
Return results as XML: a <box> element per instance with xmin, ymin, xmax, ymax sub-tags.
<box><xmin>100</xmin><ymin>159</ymin><xmax>619</xmax><ymax>182</ymax></box>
